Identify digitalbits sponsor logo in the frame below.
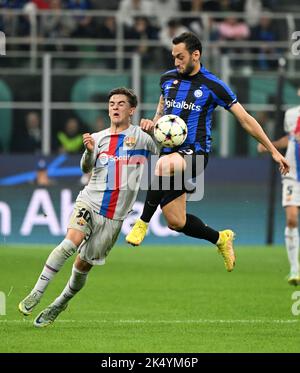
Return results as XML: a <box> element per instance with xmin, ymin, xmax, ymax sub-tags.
<box><xmin>165</xmin><ymin>99</ymin><xmax>202</xmax><ymax>112</ymax></box>
<box><xmin>291</xmin><ymin>31</ymin><xmax>300</xmax><ymax>56</ymax></box>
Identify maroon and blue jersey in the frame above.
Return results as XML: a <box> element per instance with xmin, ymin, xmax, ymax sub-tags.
<box><xmin>77</xmin><ymin>125</ymin><xmax>158</xmax><ymax>220</ymax></box>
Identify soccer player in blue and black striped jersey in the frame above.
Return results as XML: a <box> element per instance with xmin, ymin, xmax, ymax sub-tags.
<box><xmin>126</xmin><ymin>32</ymin><xmax>289</xmax><ymax>272</ymax></box>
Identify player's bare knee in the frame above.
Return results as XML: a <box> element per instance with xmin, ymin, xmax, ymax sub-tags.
<box><xmin>168</xmin><ymin>222</ymin><xmax>185</xmax><ymax>231</ymax></box>
<box><xmin>167</xmin><ymin>217</ymin><xmax>186</xmax><ymax>231</ymax></box>
<box><xmin>286</xmin><ymin>217</ymin><xmax>298</xmax><ymax>228</ymax></box>
<box><xmin>155</xmin><ymin>157</ymin><xmax>173</xmax><ymax>176</ymax></box>
<box><xmin>74</xmin><ymin>256</ymin><xmax>92</xmax><ymax>273</ymax></box>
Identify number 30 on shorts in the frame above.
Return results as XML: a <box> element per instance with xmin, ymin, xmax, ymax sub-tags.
<box><xmin>76</xmin><ymin>208</ymin><xmax>91</xmax><ymax>225</ymax></box>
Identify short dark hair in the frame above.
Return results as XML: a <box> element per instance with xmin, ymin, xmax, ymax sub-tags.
<box><xmin>172</xmin><ymin>32</ymin><xmax>202</xmax><ymax>55</ymax></box>
<box><xmin>108</xmin><ymin>87</ymin><xmax>138</xmax><ymax>108</ymax></box>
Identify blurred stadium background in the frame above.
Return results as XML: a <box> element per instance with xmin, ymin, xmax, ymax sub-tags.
<box><xmin>1</xmin><ymin>0</ymin><xmax>300</xmax><ymax>245</ymax></box>
<box><xmin>1</xmin><ymin>0</ymin><xmax>300</xmax><ymax>354</ymax></box>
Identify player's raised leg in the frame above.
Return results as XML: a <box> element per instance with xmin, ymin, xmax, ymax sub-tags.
<box><xmin>162</xmin><ymin>194</ymin><xmax>236</xmax><ymax>272</ymax></box>
<box><xmin>34</xmin><ymin>255</ymin><xmax>92</xmax><ymax>327</ymax></box>
<box><xmin>18</xmin><ymin>229</ymin><xmax>85</xmax><ymax>316</ymax></box>
<box><xmin>285</xmin><ymin>206</ymin><xmax>300</xmax><ymax>285</ymax></box>
<box><xmin>126</xmin><ymin>153</ymin><xmax>185</xmax><ymax>245</ymax></box>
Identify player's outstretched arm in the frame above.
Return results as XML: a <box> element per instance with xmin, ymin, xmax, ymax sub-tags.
<box><xmin>81</xmin><ymin>133</ymin><xmax>95</xmax><ymax>173</ymax></box>
<box><xmin>230</xmin><ymin>103</ymin><xmax>290</xmax><ymax>175</ymax></box>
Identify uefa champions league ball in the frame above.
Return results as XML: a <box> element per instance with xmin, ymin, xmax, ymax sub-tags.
<box><xmin>154</xmin><ymin>114</ymin><xmax>187</xmax><ymax>148</ymax></box>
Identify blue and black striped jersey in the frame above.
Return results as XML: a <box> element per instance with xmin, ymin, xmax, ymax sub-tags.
<box><xmin>160</xmin><ymin>64</ymin><xmax>237</xmax><ymax>153</ymax></box>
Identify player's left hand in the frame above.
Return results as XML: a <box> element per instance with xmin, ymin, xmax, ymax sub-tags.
<box><xmin>272</xmin><ymin>152</ymin><xmax>290</xmax><ymax>175</ymax></box>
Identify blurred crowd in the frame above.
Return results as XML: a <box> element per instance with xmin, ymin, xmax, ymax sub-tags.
<box><xmin>11</xmin><ymin>110</ymin><xmax>107</xmax><ymax>154</ymax></box>
<box><xmin>8</xmin><ymin>109</ymin><xmax>106</xmax><ymax>185</ymax></box>
<box><xmin>0</xmin><ymin>0</ymin><xmax>298</xmax><ymax>158</ymax></box>
<box><xmin>0</xmin><ymin>0</ymin><xmax>289</xmax><ymax>70</ymax></box>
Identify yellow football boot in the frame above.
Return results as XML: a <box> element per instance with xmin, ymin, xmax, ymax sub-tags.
<box><xmin>217</xmin><ymin>230</ymin><xmax>236</xmax><ymax>272</ymax></box>
<box><xmin>126</xmin><ymin>219</ymin><xmax>148</xmax><ymax>246</ymax></box>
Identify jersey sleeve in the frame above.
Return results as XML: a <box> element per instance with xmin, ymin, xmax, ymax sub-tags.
<box><xmin>210</xmin><ymin>79</ymin><xmax>237</xmax><ymax>110</ymax></box>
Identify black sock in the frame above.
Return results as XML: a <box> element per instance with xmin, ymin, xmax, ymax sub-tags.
<box><xmin>178</xmin><ymin>214</ymin><xmax>219</xmax><ymax>244</ymax></box>
<box><xmin>140</xmin><ymin>190</ymin><xmax>163</xmax><ymax>222</ymax></box>
<box><xmin>140</xmin><ymin>175</ymin><xmax>173</xmax><ymax>223</ymax></box>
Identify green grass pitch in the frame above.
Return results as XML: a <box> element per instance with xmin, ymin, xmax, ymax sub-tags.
<box><xmin>0</xmin><ymin>244</ymin><xmax>299</xmax><ymax>353</ymax></box>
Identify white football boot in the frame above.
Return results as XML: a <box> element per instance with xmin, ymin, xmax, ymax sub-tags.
<box><xmin>34</xmin><ymin>303</ymin><xmax>68</xmax><ymax>328</ymax></box>
<box><xmin>18</xmin><ymin>291</ymin><xmax>41</xmax><ymax>316</ymax></box>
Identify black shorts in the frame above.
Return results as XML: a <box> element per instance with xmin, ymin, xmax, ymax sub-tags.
<box><xmin>159</xmin><ymin>145</ymin><xmax>209</xmax><ymax>208</ymax></box>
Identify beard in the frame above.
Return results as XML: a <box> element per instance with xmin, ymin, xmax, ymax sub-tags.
<box><xmin>179</xmin><ymin>59</ymin><xmax>195</xmax><ymax>76</ymax></box>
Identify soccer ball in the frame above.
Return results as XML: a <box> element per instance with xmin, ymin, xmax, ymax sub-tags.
<box><xmin>154</xmin><ymin>114</ymin><xmax>187</xmax><ymax>148</ymax></box>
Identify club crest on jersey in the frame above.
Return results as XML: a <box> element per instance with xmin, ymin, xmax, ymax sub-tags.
<box><xmin>124</xmin><ymin>136</ymin><xmax>136</xmax><ymax>148</ymax></box>
<box><xmin>194</xmin><ymin>89</ymin><xmax>203</xmax><ymax>98</ymax></box>
<box><xmin>77</xmin><ymin>217</ymin><xmax>86</xmax><ymax>226</ymax></box>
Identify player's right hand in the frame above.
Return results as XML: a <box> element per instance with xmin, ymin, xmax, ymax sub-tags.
<box><xmin>140</xmin><ymin>119</ymin><xmax>155</xmax><ymax>133</ymax></box>
<box><xmin>82</xmin><ymin>133</ymin><xmax>95</xmax><ymax>153</ymax></box>
<box><xmin>272</xmin><ymin>151</ymin><xmax>290</xmax><ymax>176</ymax></box>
